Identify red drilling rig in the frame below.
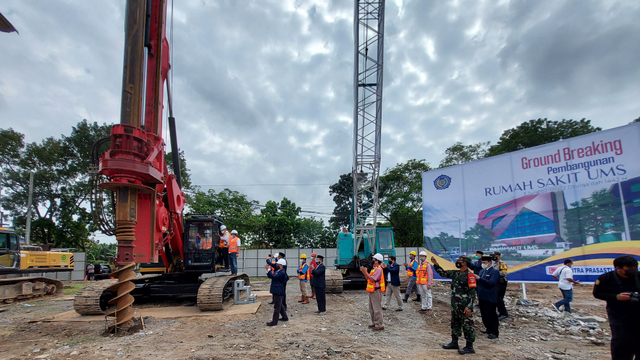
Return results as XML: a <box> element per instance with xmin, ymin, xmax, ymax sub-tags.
<box><xmin>74</xmin><ymin>0</ymin><xmax>249</xmax><ymax>330</ymax></box>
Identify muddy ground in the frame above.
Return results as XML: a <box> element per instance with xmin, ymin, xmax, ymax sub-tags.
<box><xmin>0</xmin><ymin>280</ymin><xmax>612</xmax><ymax>360</ymax></box>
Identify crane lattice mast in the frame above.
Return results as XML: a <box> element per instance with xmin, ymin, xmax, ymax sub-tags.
<box><xmin>352</xmin><ymin>0</ymin><xmax>385</xmax><ymax>256</ymax></box>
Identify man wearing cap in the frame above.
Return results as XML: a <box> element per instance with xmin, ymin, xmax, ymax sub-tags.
<box><xmin>361</xmin><ymin>253</ymin><xmax>386</xmax><ymax>331</ymax></box>
<box><xmin>402</xmin><ymin>251</ymin><xmax>420</xmax><ymax>303</ymax></box>
<box><xmin>492</xmin><ymin>252</ymin><xmax>509</xmax><ymax>320</ymax></box>
<box><xmin>311</xmin><ymin>255</ymin><xmax>326</xmax><ymax>314</ymax></box>
<box><xmin>265</xmin><ymin>259</ymin><xmax>289</xmax><ymax>326</ymax></box>
<box><xmin>309</xmin><ymin>253</ymin><xmax>318</xmax><ymax>299</ymax></box>
<box><xmin>218</xmin><ymin>225</ymin><xmax>230</xmax><ymax>270</ymax></box>
<box><xmin>474</xmin><ymin>255</ymin><xmax>500</xmax><ymax>339</ymax></box>
<box><xmin>416</xmin><ymin>251</ymin><xmax>433</xmax><ymax>313</ymax></box>
<box><xmin>228</xmin><ymin>230</ymin><xmax>241</xmax><ymax>276</ymax></box>
<box><xmin>297</xmin><ymin>254</ymin><xmax>310</xmax><ymax>304</ymax></box>
<box><xmin>432</xmin><ymin>255</ymin><xmax>477</xmax><ymax>354</ymax></box>
<box><xmin>383</xmin><ymin>256</ymin><xmax>403</xmax><ymax>311</ymax></box>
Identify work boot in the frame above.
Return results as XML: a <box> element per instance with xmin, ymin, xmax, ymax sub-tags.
<box><xmin>402</xmin><ymin>296</ymin><xmax>408</xmax><ymax>303</ymax></box>
<box><xmin>412</xmin><ymin>294</ymin><xmax>422</xmax><ymax>302</ymax></box>
<box><xmin>442</xmin><ymin>336</ymin><xmax>459</xmax><ymax>350</ymax></box>
<box><xmin>302</xmin><ymin>296</ymin><xmax>309</xmax><ymax>304</ymax></box>
<box><xmin>458</xmin><ymin>341</ymin><xmax>475</xmax><ymax>354</ymax></box>
<box><xmin>310</xmin><ymin>293</ymin><xmax>316</xmax><ymax>299</ymax></box>
<box><xmin>298</xmin><ymin>296</ymin><xmax>305</xmax><ymax>303</ymax></box>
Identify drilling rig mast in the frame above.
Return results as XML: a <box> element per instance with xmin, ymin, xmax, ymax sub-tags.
<box><xmin>352</xmin><ymin>0</ymin><xmax>385</xmax><ymax>257</ymax></box>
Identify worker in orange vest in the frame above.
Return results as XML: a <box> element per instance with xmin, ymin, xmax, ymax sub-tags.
<box><xmin>297</xmin><ymin>254</ymin><xmax>310</xmax><ymax>304</ymax></box>
<box><xmin>308</xmin><ymin>252</ymin><xmax>318</xmax><ymax>299</ymax></box>
<box><xmin>218</xmin><ymin>225</ymin><xmax>230</xmax><ymax>270</ymax></box>
<box><xmin>416</xmin><ymin>250</ymin><xmax>434</xmax><ymax>313</ymax></box>
<box><xmin>360</xmin><ymin>253</ymin><xmax>386</xmax><ymax>331</ymax></box>
<box><xmin>228</xmin><ymin>230</ymin><xmax>241</xmax><ymax>275</ymax></box>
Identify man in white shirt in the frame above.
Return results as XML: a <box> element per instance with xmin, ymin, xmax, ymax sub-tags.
<box><xmin>552</xmin><ymin>259</ymin><xmax>580</xmax><ymax>313</ymax></box>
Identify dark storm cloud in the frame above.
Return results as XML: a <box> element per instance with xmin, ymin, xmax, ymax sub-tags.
<box><xmin>2</xmin><ymin>0</ymin><xmax>640</xmax><ymax>230</ymax></box>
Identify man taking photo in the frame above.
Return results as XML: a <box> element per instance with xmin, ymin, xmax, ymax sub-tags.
<box><xmin>593</xmin><ymin>255</ymin><xmax>640</xmax><ymax>360</ymax></box>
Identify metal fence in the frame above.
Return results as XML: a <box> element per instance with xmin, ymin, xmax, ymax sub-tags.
<box><xmin>239</xmin><ymin>247</ymin><xmax>425</xmax><ymax>278</ymax></box>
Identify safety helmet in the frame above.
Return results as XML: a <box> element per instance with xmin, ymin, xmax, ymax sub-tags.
<box><xmin>300</xmin><ymin>254</ymin><xmax>307</xmax><ymax>259</ymax></box>
<box><xmin>311</xmin><ymin>252</ymin><xmax>317</xmax><ymax>257</ymax></box>
<box><xmin>373</xmin><ymin>253</ymin><xmax>384</xmax><ymax>262</ymax></box>
<box><xmin>409</xmin><ymin>251</ymin><xmax>417</xmax><ymax>256</ymax></box>
<box><xmin>276</xmin><ymin>259</ymin><xmax>287</xmax><ymax>266</ymax></box>
<box><xmin>419</xmin><ymin>251</ymin><xmax>427</xmax><ymax>256</ymax></box>
<box><xmin>231</xmin><ymin>230</ymin><xmax>238</xmax><ymax>235</ymax></box>
<box><xmin>220</xmin><ymin>225</ymin><xmax>227</xmax><ymax>231</ymax></box>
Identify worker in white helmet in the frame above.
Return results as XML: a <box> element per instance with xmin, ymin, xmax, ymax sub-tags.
<box><xmin>416</xmin><ymin>251</ymin><xmax>434</xmax><ymax>313</ymax></box>
<box><xmin>228</xmin><ymin>230</ymin><xmax>241</xmax><ymax>275</ymax></box>
<box><xmin>265</xmin><ymin>258</ymin><xmax>289</xmax><ymax>326</ymax></box>
<box><xmin>360</xmin><ymin>253</ymin><xmax>386</xmax><ymax>331</ymax></box>
<box><xmin>218</xmin><ymin>225</ymin><xmax>230</xmax><ymax>270</ymax></box>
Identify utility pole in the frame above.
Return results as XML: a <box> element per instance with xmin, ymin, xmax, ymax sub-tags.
<box><xmin>0</xmin><ymin>173</ymin><xmax>3</xmax><ymax>227</ymax></box>
<box><xmin>25</xmin><ymin>172</ymin><xmax>34</xmax><ymax>244</ymax></box>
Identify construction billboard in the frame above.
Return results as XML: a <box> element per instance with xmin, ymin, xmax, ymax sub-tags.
<box><xmin>422</xmin><ymin>123</ymin><xmax>640</xmax><ymax>282</ymax></box>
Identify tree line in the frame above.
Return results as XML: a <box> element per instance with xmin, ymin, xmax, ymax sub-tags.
<box><xmin>1</xmin><ymin>117</ymin><xmax>636</xmax><ymax>255</ymax></box>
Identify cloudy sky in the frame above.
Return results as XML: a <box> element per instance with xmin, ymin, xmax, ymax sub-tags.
<box><xmin>2</xmin><ymin>0</ymin><xmax>640</xmax><ymax>229</ymax></box>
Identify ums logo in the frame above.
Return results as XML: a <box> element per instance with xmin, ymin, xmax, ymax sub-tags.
<box><xmin>434</xmin><ymin>175</ymin><xmax>451</xmax><ymax>190</ymax></box>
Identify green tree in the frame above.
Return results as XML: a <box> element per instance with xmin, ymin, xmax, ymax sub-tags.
<box><xmin>487</xmin><ymin>118</ymin><xmax>601</xmax><ymax>157</ymax></box>
<box><xmin>165</xmin><ymin>150</ymin><xmax>192</xmax><ymax>192</ymax></box>
<box><xmin>261</xmin><ymin>198</ymin><xmax>301</xmax><ymax>248</ymax></box>
<box><xmin>463</xmin><ymin>223</ymin><xmax>495</xmax><ymax>252</ymax></box>
<box><xmin>378</xmin><ymin>159</ymin><xmax>432</xmax><ymax>246</ymax></box>
<box><xmin>439</xmin><ymin>141</ymin><xmax>490</xmax><ymax>168</ymax></box>
<box><xmin>328</xmin><ymin>173</ymin><xmax>352</xmax><ymax>230</ymax></box>
<box><xmin>564</xmin><ymin>189</ymin><xmax>623</xmax><ymax>246</ymax></box>
<box><xmin>296</xmin><ymin>217</ymin><xmax>337</xmax><ymax>248</ymax></box>
<box><xmin>188</xmin><ymin>188</ymin><xmax>261</xmax><ymax>244</ymax></box>
<box><xmin>0</xmin><ymin>120</ymin><xmax>110</xmax><ymax>249</ymax></box>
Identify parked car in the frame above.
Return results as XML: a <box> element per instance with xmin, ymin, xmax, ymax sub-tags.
<box><xmin>93</xmin><ymin>263</ymin><xmax>113</xmax><ymax>280</ymax></box>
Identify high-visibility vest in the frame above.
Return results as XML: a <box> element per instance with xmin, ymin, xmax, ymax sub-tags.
<box><xmin>298</xmin><ymin>262</ymin><xmax>310</xmax><ymax>281</ymax></box>
<box><xmin>229</xmin><ymin>236</ymin><xmax>239</xmax><ymax>253</ymax></box>
<box><xmin>202</xmin><ymin>237</ymin><xmax>212</xmax><ymax>249</ymax></box>
<box><xmin>219</xmin><ymin>231</ymin><xmax>229</xmax><ymax>248</ymax></box>
<box><xmin>407</xmin><ymin>259</ymin><xmax>417</xmax><ymax>278</ymax></box>
<box><xmin>417</xmin><ymin>261</ymin><xmax>433</xmax><ymax>285</ymax></box>
<box><xmin>366</xmin><ymin>266</ymin><xmax>385</xmax><ymax>293</ymax></box>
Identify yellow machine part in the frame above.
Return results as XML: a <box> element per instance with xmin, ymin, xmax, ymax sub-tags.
<box><xmin>19</xmin><ymin>251</ymin><xmax>74</xmax><ymax>271</ymax></box>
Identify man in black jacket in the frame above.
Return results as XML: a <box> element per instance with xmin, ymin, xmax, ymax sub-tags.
<box><xmin>593</xmin><ymin>255</ymin><xmax>640</xmax><ymax>360</ymax></box>
<box><xmin>474</xmin><ymin>255</ymin><xmax>500</xmax><ymax>339</ymax></box>
<box><xmin>265</xmin><ymin>259</ymin><xmax>289</xmax><ymax>326</ymax></box>
<box><xmin>311</xmin><ymin>255</ymin><xmax>326</xmax><ymax>315</ymax></box>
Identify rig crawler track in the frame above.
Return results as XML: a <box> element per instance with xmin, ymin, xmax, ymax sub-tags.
<box><xmin>73</xmin><ymin>279</ymin><xmax>118</xmax><ymax>315</ymax></box>
<box><xmin>197</xmin><ymin>274</ymin><xmax>250</xmax><ymax>311</ymax></box>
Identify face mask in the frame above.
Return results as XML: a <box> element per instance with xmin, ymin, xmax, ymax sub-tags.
<box><xmin>625</xmin><ymin>269</ymin><xmax>638</xmax><ymax>277</ymax></box>
<box><xmin>473</xmin><ymin>256</ymin><xmax>480</xmax><ymax>260</ymax></box>
<box><xmin>420</xmin><ymin>257</ymin><xmax>426</xmax><ymax>262</ymax></box>
<box><xmin>481</xmin><ymin>263</ymin><xmax>489</xmax><ymax>270</ymax></box>
<box><xmin>455</xmin><ymin>262</ymin><xmax>463</xmax><ymax>269</ymax></box>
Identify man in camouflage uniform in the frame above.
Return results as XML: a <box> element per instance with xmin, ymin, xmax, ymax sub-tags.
<box><xmin>431</xmin><ymin>255</ymin><xmax>477</xmax><ymax>355</ymax></box>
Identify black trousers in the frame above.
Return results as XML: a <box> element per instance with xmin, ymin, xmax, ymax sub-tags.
<box><xmin>496</xmin><ymin>281</ymin><xmax>508</xmax><ymax>316</ymax></box>
<box><xmin>220</xmin><ymin>248</ymin><xmax>229</xmax><ymax>268</ymax></box>
<box><xmin>271</xmin><ymin>294</ymin><xmax>288</xmax><ymax>324</ymax></box>
<box><xmin>315</xmin><ymin>286</ymin><xmax>326</xmax><ymax>312</ymax></box>
<box><xmin>479</xmin><ymin>299</ymin><xmax>499</xmax><ymax>336</ymax></box>
<box><xmin>610</xmin><ymin>325</ymin><xmax>640</xmax><ymax>360</ymax></box>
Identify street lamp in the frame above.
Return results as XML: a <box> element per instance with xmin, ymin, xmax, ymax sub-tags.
<box><xmin>452</xmin><ymin>216</ymin><xmax>462</xmax><ymax>256</ymax></box>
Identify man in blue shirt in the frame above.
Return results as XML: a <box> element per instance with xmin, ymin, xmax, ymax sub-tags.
<box><xmin>383</xmin><ymin>256</ymin><xmax>403</xmax><ymax>311</ymax></box>
<box><xmin>402</xmin><ymin>251</ymin><xmax>420</xmax><ymax>303</ymax></box>
<box><xmin>266</xmin><ymin>259</ymin><xmax>289</xmax><ymax>326</ymax></box>
<box><xmin>473</xmin><ymin>255</ymin><xmax>500</xmax><ymax>339</ymax></box>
